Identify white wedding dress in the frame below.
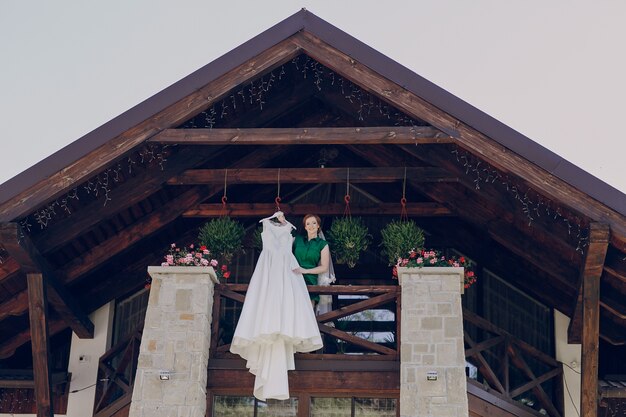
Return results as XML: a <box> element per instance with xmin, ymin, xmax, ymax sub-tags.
<box><xmin>230</xmin><ymin>214</ymin><xmax>323</xmax><ymax>401</ymax></box>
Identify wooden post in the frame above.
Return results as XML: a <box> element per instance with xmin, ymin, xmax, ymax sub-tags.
<box><xmin>27</xmin><ymin>272</ymin><xmax>54</xmax><ymax>417</ymax></box>
<box><xmin>580</xmin><ymin>223</ymin><xmax>610</xmax><ymax>417</ymax></box>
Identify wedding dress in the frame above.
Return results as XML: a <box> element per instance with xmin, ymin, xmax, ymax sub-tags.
<box><xmin>230</xmin><ymin>212</ymin><xmax>323</xmax><ymax>401</ymax></box>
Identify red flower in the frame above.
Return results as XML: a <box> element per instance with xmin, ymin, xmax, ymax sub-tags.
<box><xmin>409</xmin><ymin>251</ymin><xmax>417</xmax><ymax>259</ymax></box>
<box><xmin>392</xmin><ymin>265</ymin><xmax>398</xmax><ymax>278</ymax></box>
<box><xmin>222</xmin><ymin>271</ymin><xmax>231</xmax><ymax>279</ymax></box>
<box><xmin>200</xmin><ymin>245</ymin><xmax>207</xmax><ymax>251</ymax></box>
<box><xmin>221</xmin><ymin>264</ymin><xmax>228</xmax><ymax>271</ymax></box>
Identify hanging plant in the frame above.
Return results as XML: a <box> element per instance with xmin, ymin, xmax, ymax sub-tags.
<box><xmin>380</xmin><ymin>220</ymin><xmax>425</xmax><ymax>266</ymax></box>
<box><xmin>326</xmin><ymin>217</ymin><xmax>371</xmax><ymax>268</ymax></box>
<box><xmin>198</xmin><ymin>217</ymin><xmax>245</xmax><ymax>264</ymax></box>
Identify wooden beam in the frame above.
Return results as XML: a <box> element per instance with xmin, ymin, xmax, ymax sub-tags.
<box><xmin>33</xmin><ymin>146</ymin><xmax>223</xmax><ymax>255</ymax></box>
<box><xmin>291</xmin><ymin>31</ymin><xmax>626</xmax><ymax>253</ymax></box>
<box><xmin>0</xmin><ymin>37</ymin><xmax>301</xmax><ymax>222</ymax></box>
<box><xmin>207</xmin><ymin>368</ymin><xmax>399</xmax><ymax>392</ymax></box>
<box><xmin>27</xmin><ymin>273</ymin><xmax>54</xmax><ymax>417</ymax></box>
<box><xmin>579</xmin><ymin>223</ymin><xmax>610</xmax><ymax>417</ymax></box>
<box><xmin>149</xmin><ymin>126</ymin><xmax>454</xmax><ymax>145</ymax></box>
<box><xmin>168</xmin><ymin>167</ymin><xmax>457</xmax><ymax>185</ymax></box>
<box><xmin>183</xmin><ymin>202</ymin><xmax>453</xmax><ymax>217</ymax></box>
<box><xmin>346</xmin><ymin>144</ymin><xmax>580</xmax><ymax>291</ymax></box>
<box><xmin>568</xmin><ymin>223</ymin><xmax>611</xmax><ymax>343</ymax></box>
<box><xmin>59</xmin><ymin>146</ymin><xmax>288</xmax><ymax>284</ymax></box>
<box><xmin>0</xmin><ymin>223</ymin><xmax>94</xmax><ymax>338</ymax></box>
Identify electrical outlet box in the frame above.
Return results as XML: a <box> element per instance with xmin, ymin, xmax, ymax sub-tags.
<box><xmin>426</xmin><ymin>371</ymin><xmax>438</xmax><ymax>381</ymax></box>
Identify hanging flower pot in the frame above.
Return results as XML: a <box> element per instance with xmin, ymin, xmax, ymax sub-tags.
<box><xmin>380</xmin><ymin>219</ymin><xmax>425</xmax><ymax>266</ymax></box>
<box><xmin>326</xmin><ymin>217</ymin><xmax>371</xmax><ymax>268</ymax></box>
<box><xmin>198</xmin><ymin>217</ymin><xmax>245</xmax><ymax>265</ymax></box>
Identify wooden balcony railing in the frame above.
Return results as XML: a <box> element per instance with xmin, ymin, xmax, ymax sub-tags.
<box><xmin>211</xmin><ymin>284</ymin><xmax>401</xmax><ymax>360</ymax></box>
<box><xmin>463</xmin><ymin>309</ymin><xmax>564</xmax><ymax>417</ymax></box>
<box><xmin>93</xmin><ymin>330</ymin><xmax>142</xmax><ymax>417</ymax></box>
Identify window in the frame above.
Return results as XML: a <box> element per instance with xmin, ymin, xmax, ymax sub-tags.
<box><xmin>212</xmin><ymin>395</ymin><xmax>396</xmax><ymax>417</ymax></box>
<box><xmin>112</xmin><ymin>288</ymin><xmax>150</xmax><ymax>345</ymax></box>
<box><xmin>213</xmin><ymin>396</ymin><xmax>297</xmax><ymax>417</ymax></box>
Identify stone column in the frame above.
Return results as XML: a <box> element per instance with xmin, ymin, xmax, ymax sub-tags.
<box><xmin>398</xmin><ymin>267</ymin><xmax>468</xmax><ymax>417</ymax></box>
<box><xmin>129</xmin><ymin>266</ymin><xmax>218</xmax><ymax>417</ymax></box>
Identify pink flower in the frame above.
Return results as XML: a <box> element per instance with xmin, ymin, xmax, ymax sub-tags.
<box><xmin>189</xmin><ymin>244</ymin><xmax>194</xmax><ymax>249</ymax></box>
<box><xmin>195</xmin><ymin>253</ymin><xmax>202</xmax><ymax>258</ymax></box>
<box><xmin>210</xmin><ymin>259</ymin><xmax>218</xmax><ymax>267</ymax></box>
<box><xmin>203</xmin><ymin>249</ymin><xmax>210</xmax><ymax>255</ymax></box>
<box><xmin>200</xmin><ymin>258</ymin><xmax>209</xmax><ymax>266</ymax></box>
<box><xmin>171</xmin><ymin>243</ymin><xmax>176</xmax><ymax>248</ymax></box>
<box><xmin>161</xmin><ymin>262</ymin><xmax>169</xmax><ymax>266</ymax></box>
<box><xmin>453</xmin><ymin>262</ymin><xmax>460</xmax><ymax>267</ymax></box>
<box><xmin>416</xmin><ymin>257</ymin><xmax>423</xmax><ymax>264</ymax></box>
<box><xmin>429</xmin><ymin>258</ymin><xmax>436</xmax><ymax>264</ymax></box>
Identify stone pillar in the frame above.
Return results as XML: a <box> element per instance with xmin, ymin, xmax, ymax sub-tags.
<box><xmin>398</xmin><ymin>267</ymin><xmax>468</xmax><ymax>417</ymax></box>
<box><xmin>129</xmin><ymin>266</ymin><xmax>218</xmax><ymax>417</ymax></box>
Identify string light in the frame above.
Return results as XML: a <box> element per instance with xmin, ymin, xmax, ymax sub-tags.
<box><xmin>19</xmin><ymin>144</ymin><xmax>169</xmax><ymax>232</ymax></box>
<box><xmin>451</xmin><ymin>147</ymin><xmax>590</xmax><ymax>253</ymax></box>
<box><xmin>180</xmin><ymin>55</ymin><xmax>425</xmax><ymax>131</ymax></box>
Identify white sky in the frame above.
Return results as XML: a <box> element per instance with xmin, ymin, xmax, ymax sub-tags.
<box><xmin>1</xmin><ymin>0</ymin><xmax>625</xmax><ymax>194</ymax></box>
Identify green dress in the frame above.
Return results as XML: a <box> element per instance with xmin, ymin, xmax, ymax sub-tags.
<box><xmin>293</xmin><ymin>234</ymin><xmax>328</xmax><ymax>302</ymax></box>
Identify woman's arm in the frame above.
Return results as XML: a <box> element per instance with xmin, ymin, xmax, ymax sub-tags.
<box><xmin>295</xmin><ymin>245</ymin><xmax>330</xmax><ymax>275</ymax></box>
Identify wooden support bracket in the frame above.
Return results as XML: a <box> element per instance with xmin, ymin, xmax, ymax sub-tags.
<box><xmin>0</xmin><ymin>222</ymin><xmax>94</xmax><ymax>338</ymax></box>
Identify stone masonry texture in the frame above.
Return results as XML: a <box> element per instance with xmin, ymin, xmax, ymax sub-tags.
<box><xmin>129</xmin><ymin>267</ymin><xmax>218</xmax><ymax>417</ymax></box>
<box><xmin>398</xmin><ymin>267</ymin><xmax>469</xmax><ymax>417</ymax></box>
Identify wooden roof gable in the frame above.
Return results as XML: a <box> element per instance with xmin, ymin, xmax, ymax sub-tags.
<box><xmin>0</xmin><ymin>9</ymin><xmax>625</xmax><ymax>362</ymax></box>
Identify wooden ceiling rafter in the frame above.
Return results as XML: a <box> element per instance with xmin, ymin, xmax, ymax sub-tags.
<box><xmin>182</xmin><ymin>202</ymin><xmax>453</xmax><ymax>218</ymax></box>
<box><xmin>31</xmin><ymin>146</ymin><xmax>228</xmax><ymax>255</ymax></box>
<box><xmin>168</xmin><ymin>167</ymin><xmax>457</xmax><ymax>186</ymax></box>
<box><xmin>289</xmin><ymin>31</ymin><xmax>626</xmax><ymax>253</ymax></box>
<box><xmin>398</xmin><ymin>144</ymin><xmax>588</xmax><ymax>254</ymax></box>
<box><xmin>346</xmin><ymin>144</ymin><xmax>581</xmax><ymax>292</ymax></box>
<box><xmin>150</xmin><ymin>126</ymin><xmax>453</xmax><ymax>145</ymax></box>
<box><xmin>0</xmin><ymin>223</ymin><xmax>94</xmax><ymax>339</ymax></box>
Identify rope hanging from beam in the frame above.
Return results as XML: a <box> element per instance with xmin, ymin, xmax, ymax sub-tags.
<box><xmin>343</xmin><ymin>168</ymin><xmax>351</xmax><ymax>218</ymax></box>
<box><xmin>274</xmin><ymin>168</ymin><xmax>281</xmax><ymax>211</ymax></box>
<box><xmin>220</xmin><ymin>169</ymin><xmax>228</xmax><ymax>217</ymax></box>
<box><xmin>401</xmin><ymin>167</ymin><xmax>408</xmax><ymax>221</ymax></box>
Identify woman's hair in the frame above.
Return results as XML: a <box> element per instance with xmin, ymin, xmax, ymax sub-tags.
<box><xmin>302</xmin><ymin>214</ymin><xmax>322</xmax><ymax>232</ymax></box>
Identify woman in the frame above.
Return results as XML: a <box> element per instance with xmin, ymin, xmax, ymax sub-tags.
<box><xmin>292</xmin><ymin>214</ymin><xmax>331</xmax><ymax>308</ymax></box>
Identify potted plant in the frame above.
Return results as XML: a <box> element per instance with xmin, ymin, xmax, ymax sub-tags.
<box><xmin>379</xmin><ymin>219</ymin><xmax>425</xmax><ymax>265</ymax></box>
<box><xmin>198</xmin><ymin>217</ymin><xmax>245</xmax><ymax>265</ymax></box>
<box><xmin>326</xmin><ymin>217</ymin><xmax>371</xmax><ymax>268</ymax></box>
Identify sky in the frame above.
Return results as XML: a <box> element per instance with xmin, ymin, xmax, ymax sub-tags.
<box><xmin>1</xmin><ymin>0</ymin><xmax>625</xmax><ymax>195</ymax></box>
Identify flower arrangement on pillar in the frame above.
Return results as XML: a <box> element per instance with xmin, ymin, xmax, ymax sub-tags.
<box><xmin>146</xmin><ymin>243</ymin><xmax>230</xmax><ymax>288</ymax></box>
<box><xmin>392</xmin><ymin>249</ymin><xmax>477</xmax><ymax>289</ymax></box>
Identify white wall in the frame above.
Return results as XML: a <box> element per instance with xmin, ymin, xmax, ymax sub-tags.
<box><xmin>554</xmin><ymin>309</ymin><xmax>582</xmax><ymax>417</ymax></box>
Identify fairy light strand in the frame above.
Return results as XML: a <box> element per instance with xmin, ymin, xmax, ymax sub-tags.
<box><xmin>451</xmin><ymin>147</ymin><xmax>590</xmax><ymax>253</ymax></box>
<box><xmin>20</xmin><ymin>144</ymin><xmax>168</xmax><ymax>232</ymax></box>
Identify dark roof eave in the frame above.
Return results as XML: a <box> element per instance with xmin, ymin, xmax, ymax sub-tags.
<box><xmin>1</xmin><ymin>9</ymin><xmax>625</xmax><ymax>217</ymax></box>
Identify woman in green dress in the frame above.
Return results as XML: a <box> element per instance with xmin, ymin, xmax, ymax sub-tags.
<box><xmin>292</xmin><ymin>214</ymin><xmax>330</xmax><ymax>308</ymax></box>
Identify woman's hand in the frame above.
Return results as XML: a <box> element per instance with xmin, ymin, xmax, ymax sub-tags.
<box><xmin>293</xmin><ymin>267</ymin><xmax>306</xmax><ymax>274</ymax></box>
